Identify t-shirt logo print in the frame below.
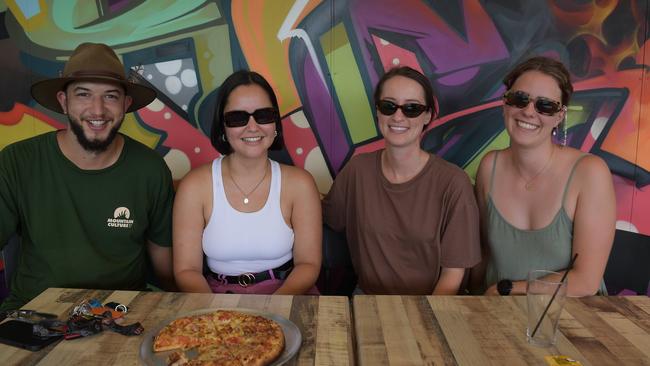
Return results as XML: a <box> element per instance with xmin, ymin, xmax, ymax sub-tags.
<box><xmin>107</xmin><ymin>207</ymin><xmax>135</xmax><ymax>228</ymax></box>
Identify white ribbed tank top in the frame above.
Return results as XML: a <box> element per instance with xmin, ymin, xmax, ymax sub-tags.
<box><xmin>202</xmin><ymin>157</ymin><xmax>293</xmax><ymax>275</ymax></box>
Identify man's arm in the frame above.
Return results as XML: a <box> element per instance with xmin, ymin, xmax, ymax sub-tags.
<box><xmin>147</xmin><ymin>240</ymin><xmax>177</xmax><ymax>291</ymax></box>
<box><xmin>144</xmin><ymin>155</ymin><xmax>176</xmax><ymax>291</ymax></box>
<box><xmin>0</xmin><ymin>147</ymin><xmax>19</xmax><ymax>247</ymax></box>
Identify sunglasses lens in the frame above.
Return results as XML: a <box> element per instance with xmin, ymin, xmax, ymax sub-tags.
<box><xmin>223</xmin><ymin>111</ymin><xmax>250</xmax><ymax>127</ymax></box>
<box><xmin>252</xmin><ymin>108</ymin><xmax>278</xmax><ymax>124</ymax></box>
<box><xmin>378</xmin><ymin>101</ymin><xmax>398</xmax><ymax>115</ymax></box>
<box><xmin>504</xmin><ymin>91</ymin><xmax>530</xmax><ymax>109</ymax></box>
<box><xmin>402</xmin><ymin>104</ymin><xmax>427</xmax><ymax>118</ymax></box>
<box><xmin>535</xmin><ymin>99</ymin><xmax>561</xmax><ymax>115</ymax></box>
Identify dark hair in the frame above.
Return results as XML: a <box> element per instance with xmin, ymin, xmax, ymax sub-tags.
<box><xmin>210</xmin><ymin>70</ymin><xmax>284</xmax><ymax>154</ymax></box>
<box><xmin>503</xmin><ymin>56</ymin><xmax>573</xmax><ymax>106</ymax></box>
<box><xmin>373</xmin><ymin>66</ymin><xmax>437</xmax><ymax>120</ymax></box>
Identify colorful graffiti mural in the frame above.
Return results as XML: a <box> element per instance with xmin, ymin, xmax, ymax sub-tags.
<box><xmin>0</xmin><ymin>0</ymin><xmax>648</xmax><ymax>242</ymax></box>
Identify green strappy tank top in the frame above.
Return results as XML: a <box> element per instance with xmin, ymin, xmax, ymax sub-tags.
<box><xmin>484</xmin><ymin>151</ymin><xmax>607</xmax><ymax>294</ymax></box>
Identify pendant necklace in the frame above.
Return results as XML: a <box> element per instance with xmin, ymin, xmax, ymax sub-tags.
<box><xmin>518</xmin><ymin>146</ymin><xmax>555</xmax><ymax>191</ymax></box>
<box><xmin>228</xmin><ymin>159</ymin><xmax>268</xmax><ymax>204</ymax></box>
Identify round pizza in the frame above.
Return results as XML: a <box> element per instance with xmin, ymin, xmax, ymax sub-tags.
<box><xmin>153</xmin><ymin>310</ymin><xmax>285</xmax><ymax>366</ymax></box>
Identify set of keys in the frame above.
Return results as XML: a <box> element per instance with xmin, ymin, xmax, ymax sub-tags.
<box><xmin>7</xmin><ymin>299</ymin><xmax>142</xmax><ymax>340</ymax></box>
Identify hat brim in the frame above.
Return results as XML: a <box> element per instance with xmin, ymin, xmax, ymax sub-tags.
<box><xmin>31</xmin><ymin>76</ymin><xmax>157</xmax><ymax>114</ymax></box>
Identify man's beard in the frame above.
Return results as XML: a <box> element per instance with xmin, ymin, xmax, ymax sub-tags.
<box><xmin>68</xmin><ymin>115</ymin><xmax>122</xmax><ymax>153</ymax></box>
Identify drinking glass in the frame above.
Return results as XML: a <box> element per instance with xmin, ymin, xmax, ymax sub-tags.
<box><xmin>526</xmin><ymin>269</ymin><xmax>567</xmax><ymax>347</ymax></box>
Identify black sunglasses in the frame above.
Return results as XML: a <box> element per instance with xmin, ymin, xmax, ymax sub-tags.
<box><xmin>223</xmin><ymin>107</ymin><xmax>279</xmax><ymax>128</ymax></box>
<box><xmin>503</xmin><ymin>90</ymin><xmax>563</xmax><ymax>116</ymax></box>
<box><xmin>377</xmin><ymin>100</ymin><xmax>429</xmax><ymax>118</ymax></box>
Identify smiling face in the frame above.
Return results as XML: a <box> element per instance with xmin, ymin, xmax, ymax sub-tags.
<box><xmin>223</xmin><ymin>84</ymin><xmax>277</xmax><ymax>158</ymax></box>
<box><xmin>377</xmin><ymin>75</ymin><xmax>432</xmax><ymax>149</ymax></box>
<box><xmin>503</xmin><ymin>70</ymin><xmax>565</xmax><ymax>147</ymax></box>
<box><xmin>57</xmin><ymin>80</ymin><xmax>132</xmax><ymax>152</ymax></box>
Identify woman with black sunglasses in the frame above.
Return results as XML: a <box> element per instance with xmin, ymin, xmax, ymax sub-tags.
<box><xmin>323</xmin><ymin>66</ymin><xmax>481</xmax><ymax>295</ymax></box>
<box><xmin>470</xmin><ymin>57</ymin><xmax>615</xmax><ymax>296</ymax></box>
<box><xmin>172</xmin><ymin>70</ymin><xmax>321</xmax><ymax>295</ymax></box>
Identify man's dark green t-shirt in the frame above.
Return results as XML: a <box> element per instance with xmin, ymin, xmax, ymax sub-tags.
<box><xmin>0</xmin><ymin>131</ymin><xmax>174</xmax><ymax>310</ymax></box>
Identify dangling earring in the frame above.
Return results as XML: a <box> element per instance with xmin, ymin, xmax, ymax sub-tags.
<box><xmin>274</xmin><ymin>130</ymin><xmax>278</xmax><ymax>137</ymax></box>
<box><xmin>562</xmin><ymin>114</ymin><xmax>568</xmax><ymax>146</ymax></box>
<box><xmin>221</xmin><ymin>134</ymin><xmax>227</xmax><ymax>142</ymax></box>
<box><xmin>552</xmin><ymin>108</ymin><xmax>568</xmax><ymax>146</ymax></box>
<box><xmin>559</xmin><ymin>109</ymin><xmax>568</xmax><ymax>146</ymax></box>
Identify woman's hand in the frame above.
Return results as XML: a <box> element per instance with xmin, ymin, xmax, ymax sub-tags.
<box><xmin>484</xmin><ymin>283</ymin><xmax>500</xmax><ymax>296</ymax></box>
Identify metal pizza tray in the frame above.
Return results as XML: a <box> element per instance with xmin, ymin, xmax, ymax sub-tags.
<box><xmin>139</xmin><ymin>308</ymin><xmax>302</xmax><ymax>366</ymax></box>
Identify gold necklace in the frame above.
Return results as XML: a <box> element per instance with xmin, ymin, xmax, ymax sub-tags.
<box><xmin>228</xmin><ymin>159</ymin><xmax>268</xmax><ymax>204</ymax></box>
<box><xmin>517</xmin><ymin>146</ymin><xmax>555</xmax><ymax>191</ymax></box>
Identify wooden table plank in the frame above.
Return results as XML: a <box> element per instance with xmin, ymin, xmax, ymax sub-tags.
<box><xmin>599</xmin><ymin>311</ymin><xmax>650</xmax><ymax>360</ymax></box>
<box><xmin>427</xmin><ymin>296</ymin><xmax>489</xmax><ymax>365</ymax></box>
<box><xmin>354</xmin><ymin>295</ymin><xmax>650</xmax><ymax>366</ymax></box>
<box><xmin>402</xmin><ymin>296</ymin><xmax>455</xmax><ymax>366</ymax></box>
<box><xmin>354</xmin><ymin>296</ymin><xmax>390</xmax><ymax>365</ymax></box>
<box><xmin>562</xmin><ymin>297</ymin><xmax>650</xmax><ymax>366</ymax></box>
<box><xmin>377</xmin><ymin>296</ymin><xmax>426</xmax><ymax>365</ymax></box>
<box><xmin>0</xmin><ymin>289</ymin><xmax>354</xmax><ymax>366</ymax></box>
<box><xmin>315</xmin><ymin>296</ymin><xmax>355</xmax><ymax>366</ymax></box>
<box><xmin>288</xmin><ymin>295</ymin><xmax>319</xmax><ymax>366</ymax></box>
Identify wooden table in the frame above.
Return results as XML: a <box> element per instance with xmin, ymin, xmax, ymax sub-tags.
<box><xmin>0</xmin><ymin>288</ymin><xmax>354</xmax><ymax>366</ymax></box>
<box><xmin>353</xmin><ymin>295</ymin><xmax>650</xmax><ymax>366</ymax></box>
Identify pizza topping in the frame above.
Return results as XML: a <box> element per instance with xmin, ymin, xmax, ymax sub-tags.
<box><xmin>153</xmin><ymin>310</ymin><xmax>285</xmax><ymax>366</ymax></box>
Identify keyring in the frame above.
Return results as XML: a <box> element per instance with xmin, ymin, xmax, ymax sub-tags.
<box><xmin>71</xmin><ymin>300</ymin><xmax>94</xmax><ymax>317</ymax></box>
<box><xmin>115</xmin><ymin>304</ymin><xmax>128</xmax><ymax>313</ymax></box>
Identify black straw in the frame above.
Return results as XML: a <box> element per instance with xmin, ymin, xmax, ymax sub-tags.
<box><xmin>530</xmin><ymin>253</ymin><xmax>578</xmax><ymax>338</ymax></box>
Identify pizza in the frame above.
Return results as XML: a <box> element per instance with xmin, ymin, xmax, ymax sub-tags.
<box><xmin>153</xmin><ymin>310</ymin><xmax>285</xmax><ymax>366</ymax></box>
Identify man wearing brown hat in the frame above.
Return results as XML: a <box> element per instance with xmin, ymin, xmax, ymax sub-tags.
<box><xmin>0</xmin><ymin>43</ymin><xmax>175</xmax><ymax>311</ymax></box>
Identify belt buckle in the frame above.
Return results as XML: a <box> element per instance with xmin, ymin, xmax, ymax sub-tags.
<box><xmin>238</xmin><ymin>273</ymin><xmax>255</xmax><ymax>287</ymax></box>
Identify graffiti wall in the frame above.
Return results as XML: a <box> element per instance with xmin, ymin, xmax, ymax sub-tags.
<box><xmin>0</xmin><ymin>1</ymin><xmax>648</xmax><ymax>238</ymax></box>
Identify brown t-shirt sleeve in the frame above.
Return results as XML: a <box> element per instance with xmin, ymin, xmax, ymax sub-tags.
<box><xmin>439</xmin><ymin>168</ymin><xmax>482</xmax><ymax>268</ymax></box>
<box><xmin>322</xmin><ymin>159</ymin><xmax>354</xmax><ymax>232</ymax></box>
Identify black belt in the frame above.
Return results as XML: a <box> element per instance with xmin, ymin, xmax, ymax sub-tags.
<box><xmin>209</xmin><ymin>260</ymin><xmax>293</xmax><ymax>287</ymax></box>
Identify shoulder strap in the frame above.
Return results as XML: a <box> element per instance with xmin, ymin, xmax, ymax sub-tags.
<box><xmin>561</xmin><ymin>154</ymin><xmax>589</xmax><ymax>205</ymax></box>
<box><xmin>270</xmin><ymin>159</ymin><xmax>281</xmax><ymax>196</ymax></box>
<box><xmin>488</xmin><ymin>151</ymin><xmax>500</xmax><ymax>196</ymax></box>
<box><xmin>212</xmin><ymin>157</ymin><xmax>225</xmax><ymax>198</ymax></box>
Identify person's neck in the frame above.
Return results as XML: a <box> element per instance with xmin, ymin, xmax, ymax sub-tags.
<box><xmin>56</xmin><ymin>130</ymin><xmax>124</xmax><ymax>170</ymax></box>
<box><xmin>510</xmin><ymin>141</ymin><xmax>556</xmax><ymax>178</ymax></box>
<box><xmin>381</xmin><ymin>145</ymin><xmax>429</xmax><ymax>184</ymax></box>
<box><xmin>226</xmin><ymin>153</ymin><xmax>269</xmax><ymax>178</ymax></box>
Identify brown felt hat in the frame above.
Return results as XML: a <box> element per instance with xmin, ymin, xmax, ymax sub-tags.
<box><xmin>30</xmin><ymin>42</ymin><xmax>157</xmax><ymax>114</ymax></box>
